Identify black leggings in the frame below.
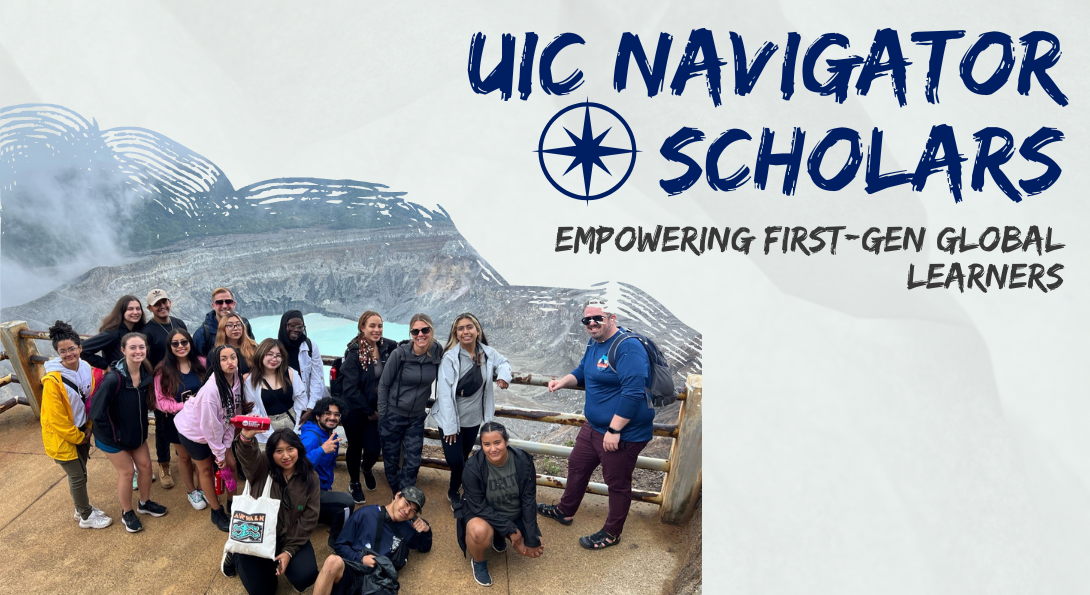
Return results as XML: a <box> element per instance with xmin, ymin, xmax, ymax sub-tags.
<box><xmin>236</xmin><ymin>540</ymin><xmax>318</xmax><ymax>595</ymax></box>
<box><xmin>441</xmin><ymin>424</ymin><xmax>480</xmax><ymax>494</ymax></box>
<box><xmin>342</xmin><ymin>408</ymin><xmax>380</xmax><ymax>484</ymax></box>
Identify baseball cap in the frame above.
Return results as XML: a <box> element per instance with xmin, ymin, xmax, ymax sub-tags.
<box><xmin>400</xmin><ymin>485</ymin><xmax>426</xmax><ymax>511</ymax></box>
<box><xmin>146</xmin><ymin>289</ymin><xmax>170</xmax><ymax>306</ymax></box>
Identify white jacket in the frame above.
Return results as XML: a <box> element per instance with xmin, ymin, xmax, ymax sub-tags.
<box><xmin>297</xmin><ymin>339</ymin><xmax>328</xmax><ymax>409</ymax></box>
<box><xmin>433</xmin><ymin>342</ymin><xmax>512</xmax><ymax>437</ymax></box>
<box><xmin>243</xmin><ymin>368</ymin><xmax>308</xmax><ymax>443</ymax></box>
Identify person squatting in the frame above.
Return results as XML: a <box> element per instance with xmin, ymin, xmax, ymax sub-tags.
<box><xmin>41</xmin><ymin>287</ymin><xmax>663</xmax><ymax>592</ymax></box>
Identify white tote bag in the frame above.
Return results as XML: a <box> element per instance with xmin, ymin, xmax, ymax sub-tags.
<box><xmin>224</xmin><ymin>478</ymin><xmax>280</xmax><ymax>560</ymax></box>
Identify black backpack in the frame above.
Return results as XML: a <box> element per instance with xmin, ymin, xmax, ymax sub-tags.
<box><xmin>329</xmin><ymin>355</ymin><xmax>345</xmax><ymax>399</ymax></box>
<box><xmin>603</xmin><ymin>327</ymin><xmax>679</xmax><ymax>408</ymax></box>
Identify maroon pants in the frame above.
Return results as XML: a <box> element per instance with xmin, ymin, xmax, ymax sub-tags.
<box><xmin>558</xmin><ymin>423</ymin><xmax>648</xmax><ymax>536</ymax></box>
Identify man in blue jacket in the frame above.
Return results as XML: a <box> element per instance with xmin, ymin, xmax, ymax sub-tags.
<box><xmin>191</xmin><ymin>287</ymin><xmax>255</xmax><ymax>357</ymax></box>
<box><xmin>313</xmin><ymin>486</ymin><xmax>432</xmax><ymax>595</ymax></box>
<box><xmin>299</xmin><ymin>397</ymin><xmax>355</xmax><ymax>544</ymax></box>
<box><xmin>540</xmin><ymin>298</ymin><xmax>654</xmax><ymax>550</ymax></box>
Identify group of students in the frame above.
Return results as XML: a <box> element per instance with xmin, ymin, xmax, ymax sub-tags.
<box><xmin>40</xmin><ymin>287</ymin><xmax>656</xmax><ymax>592</ymax></box>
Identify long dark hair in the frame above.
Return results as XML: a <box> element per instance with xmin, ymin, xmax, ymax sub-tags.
<box><xmin>100</xmin><ymin>295</ymin><xmax>146</xmax><ymax>333</ymax></box>
<box><xmin>266</xmin><ymin>429</ymin><xmax>316</xmax><ymax>494</ymax></box>
<box><xmin>249</xmin><ymin>338</ymin><xmax>290</xmax><ymax>391</ymax></box>
<box><xmin>154</xmin><ymin>329</ymin><xmax>206</xmax><ymax>402</ymax></box>
<box><xmin>205</xmin><ymin>345</ymin><xmax>240</xmax><ymax>422</ymax></box>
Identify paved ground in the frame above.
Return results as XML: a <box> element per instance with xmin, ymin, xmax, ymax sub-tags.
<box><xmin>0</xmin><ymin>406</ymin><xmax>687</xmax><ymax>594</ymax></box>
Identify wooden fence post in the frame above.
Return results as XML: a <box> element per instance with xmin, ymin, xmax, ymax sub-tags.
<box><xmin>660</xmin><ymin>374</ymin><xmax>702</xmax><ymax>524</ymax></box>
<box><xmin>0</xmin><ymin>321</ymin><xmax>43</xmax><ymax>418</ymax></box>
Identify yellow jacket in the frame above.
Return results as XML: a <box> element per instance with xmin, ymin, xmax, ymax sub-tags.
<box><xmin>40</xmin><ymin>371</ymin><xmax>95</xmax><ymax>461</ymax></box>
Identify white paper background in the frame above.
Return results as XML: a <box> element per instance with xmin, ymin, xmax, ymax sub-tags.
<box><xmin>2</xmin><ymin>1</ymin><xmax>1087</xmax><ymax>593</ymax></box>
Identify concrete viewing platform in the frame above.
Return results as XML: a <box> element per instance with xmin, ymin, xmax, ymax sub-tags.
<box><xmin>0</xmin><ymin>405</ymin><xmax>693</xmax><ymax>594</ymax></box>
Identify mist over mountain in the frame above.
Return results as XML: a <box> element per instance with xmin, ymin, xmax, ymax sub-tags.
<box><xmin>1</xmin><ymin>103</ymin><xmax>702</xmax><ymax>429</ymax></box>
<box><xmin>1</xmin><ymin>103</ymin><xmax>434</xmax><ymax>306</ymax></box>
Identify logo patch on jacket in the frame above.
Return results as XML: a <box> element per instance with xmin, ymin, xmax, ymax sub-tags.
<box><xmin>597</xmin><ymin>355</ymin><xmax>609</xmax><ymax>370</ymax></box>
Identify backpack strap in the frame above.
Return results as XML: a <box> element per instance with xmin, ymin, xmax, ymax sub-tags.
<box><xmin>605</xmin><ymin>330</ymin><xmax>636</xmax><ymax>375</ymax></box>
<box><xmin>61</xmin><ymin>376</ymin><xmax>86</xmax><ymax>399</ymax></box>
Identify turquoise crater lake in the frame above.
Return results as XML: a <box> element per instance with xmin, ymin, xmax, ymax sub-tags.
<box><xmin>249</xmin><ymin>314</ymin><xmax>410</xmax><ymax>360</ymax></box>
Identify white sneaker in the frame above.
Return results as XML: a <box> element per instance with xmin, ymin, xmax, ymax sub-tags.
<box><xmin>78</xmin><ymin>509</ymin><xmax>113</xmax><ymax>529</ymax></box>
<box><xmin>74</xmin><ymin>506</ymin><xmax>107</xmax><ymax>521</ymax></box>
<box><xmin>188</xmin><ymin>490</ymin><xmax>209</xmax><ymax>511</ymax></box>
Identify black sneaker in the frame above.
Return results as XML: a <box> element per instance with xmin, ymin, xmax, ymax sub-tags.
<box><xmin>350</xmin><ymin>482</ymin><xmax>366</xmax><ymax>504</ymax></box>
<box><xmin>491</xmin><ymin>531</ymin><xmax>507</xmax><ymax>553</ymax></box>
<box><xmin>211</xmin><ymin>507</ymin><xmax>230</xmax><ymax>532</ymax></box>
<box><xmin>122</xmin><ymin>509</ymin><xmax>143</xmax><ymax>533</ymax></box>
<box><xmin>221</xmin><ymin>551</ymin><xmax>237</xmax><ymax>578</ymax></box>
<box><xmin>362</xmin><ymin>470</ymin><xmax>377</xmax><ymax>491</ymax></box>
<box><xmin>471</xmin><ymin>559</ymin><xmax>492</xmax><ymax>587</ymax></box>
<box><xmin>448</xmin><ymin>492</ymin><xmax>462</xmax><ymax>512</ymax></box>
<box><xmin>137</xmin><ymin>499</ymin><xmax>167</xmax><ymax>517</ymax></box>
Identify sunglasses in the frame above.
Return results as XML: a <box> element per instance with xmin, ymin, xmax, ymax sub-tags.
<box><xmin>215</xmin><ymin>299</ymin><xmax>236</xmax><ymax>306</ymax></box>
<box><xmin>581</xmin><ymin>315</ymin><xmax>607</xmax><ymax>326</ymax></box>
<box><xmin>410</xmin><ymin>326</ymin><xmax>432</xmax><ymax>336</ymax></box>
<box><xmin>170</xmin><ymin>340</ymin><xmax>190</xmax><ymax>348</ymax></box>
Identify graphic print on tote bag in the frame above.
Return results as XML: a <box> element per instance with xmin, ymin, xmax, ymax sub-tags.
<box><xmin>230</xmin><ymin>511</ymin><xmax>267</xmax><ymax>543</ymax></box>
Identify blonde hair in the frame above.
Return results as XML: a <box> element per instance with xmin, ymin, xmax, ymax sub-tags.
<box><xmin>215</xmin><ymin>313</ymin><xmax>257</xmax><ymax>365</ymax></box>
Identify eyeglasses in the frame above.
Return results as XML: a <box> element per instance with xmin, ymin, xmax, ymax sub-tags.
<box><xmin>581</xmin><ymin>315</ymin><xmax>606</xmax><ymax>326</ymax></box>
<box><xmin>58</xmin><ymin>347</ymin><xmax>80</xmax><ymax>356</ymax></box>
<box><xmin>265</xmin><ymin>353</ymin><xmax>283</xmax><ymax>360</ymax></box>
<box><xmin>322</xmin><ymin>412</ymin><xmax>342</xmax><ymax>418</ymax></box>
<box><xmin>410</xmin><ymin>326</ymin><xmax>432</xmax><ymax>336</ymax></box>
<box><xmin>170</xmin><ymin>340</ymin><xmax>190</xmax><ymax>348</ymax></box>
<box><xmin>224</xmin><ymin>323</ymin><xmax>243</xmax><ymax>330</ymax></box>
<box><xmin>286</xmin><ymin>323</ymin><xmax>305</xmax><ymax>331</ymax></box>
<box><xmin>214</xmin><ymin>299</ymin><xmax>236</xmax><ymax>306</ymax></box>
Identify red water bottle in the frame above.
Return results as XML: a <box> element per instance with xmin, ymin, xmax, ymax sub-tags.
<box><xmin>231</xmin><ymin>415</ymin><xmax>271</xmax><ymax>431</ymax></box>
<box><xmin>215</xmin><ymin>468</ymin><xmax>225</xmax><ymax>495</ymax></box>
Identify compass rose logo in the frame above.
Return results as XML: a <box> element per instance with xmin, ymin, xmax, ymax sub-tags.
<box><xmin>536</xmin><ymin>101</ymin><xmax>638</xmax><ymax>202</ymax></box>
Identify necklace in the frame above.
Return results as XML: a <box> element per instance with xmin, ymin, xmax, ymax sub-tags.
<box><xmin>152</xmin><ymin>318</ymin><xmax>175</xmax><ymax>334</ymax></box>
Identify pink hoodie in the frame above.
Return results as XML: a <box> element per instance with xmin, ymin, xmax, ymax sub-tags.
<box><xmin>154</xmin><ymin>357</ymin><xmax>207</xmax><ymax>415</ymax></box>
<box><xmin>174</xmin><ymin>372</ymin><xmax>242</xmax><ymax>463</ymax></box>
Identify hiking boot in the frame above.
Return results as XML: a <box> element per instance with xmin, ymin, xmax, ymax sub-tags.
<box><xmin>211</xmin><ymin>506</ymin><xmax>230</xmax><ymax>532</ymax></box>
<box><xmin>362</xmin><ymin>469</ymin><xmax>377</xmax><ymax>491</ymax></box>
<box><xmin>158</xmin><ymin>462</ymin><xmax>174</xmax><ymax>489</ymax></box>
<box><xmin>137</xmin><ymin>499</ymin><xmax>168</xmax><ymax>517</ymax></box>
<box><xmin>221</xmin><ymin>551</ymin><xmax>237</xmax><ymax>578</ymax></box>
<box><xmin>491</xmin><ymin>531</ymin><xmax>507</xmax><ymax>553</ymax></box>
<box><xmin>78</xmin><ymin>509</ymin><xmax>113</xmax><ymax>529</ymax></box>
<box><xmin>121</xmin><ymin>510</ymin><xmax>143</xmax><ymax>533</ymax></box>
<box><xmin>188</xmin><ymin>490</ymin><xmax>208</xmax><ymax>510</ymax></box>
<box><xmin>471</xmin><ymin>559</ymin><xmax>492</xmax><ymax>587</ymax></box>
<box><xmin>350</xmin><ymin>482</ymin><xmax>366</xmax><ymax>504</ymax></box>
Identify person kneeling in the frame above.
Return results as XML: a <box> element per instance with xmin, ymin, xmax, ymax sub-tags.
<box><xmin>313</xmin><ymin>486</ymin><xmax>431</xmax><ymax>595</ymax></box>
<box><xmin>226</xmin><ymin>428</ymin><xmax>321</xmax><ymax>595</ymax></box>
<box><xmin>459</xmin><ymin>422</ymin><xmax>544</xmax><ymax>587</ymax></box>
<box><xmin>299</xmin><ymin>397</ymin><xmax>355</xmax><ymax>545</ymax></box>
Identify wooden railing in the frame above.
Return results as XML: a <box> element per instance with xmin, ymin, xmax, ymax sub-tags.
<box><xmin>0</xmin><ymin>320</ymin><xmax>702</xmax><ymax>524</ymax></box>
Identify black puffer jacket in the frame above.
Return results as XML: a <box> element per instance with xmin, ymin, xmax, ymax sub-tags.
<box><xmin>341</xmin><ymin>338</ymin><xmax>398</xmax><ymax>416</ymax></box>
<box><xmin>81</xmin><ymin>323</ymin><xmax>144</xmax><ymax>370</ymax></box>
<box><xmin>90</xmin><ymin>360</ymin><xmax>153</xmax><ymax>451</ymax></box>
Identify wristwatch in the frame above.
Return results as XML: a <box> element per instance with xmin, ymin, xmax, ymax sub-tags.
<box><xmin>606</xmin><ymin>426</ymin><xmax>620</xmax><ymax>434</ymax></box>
